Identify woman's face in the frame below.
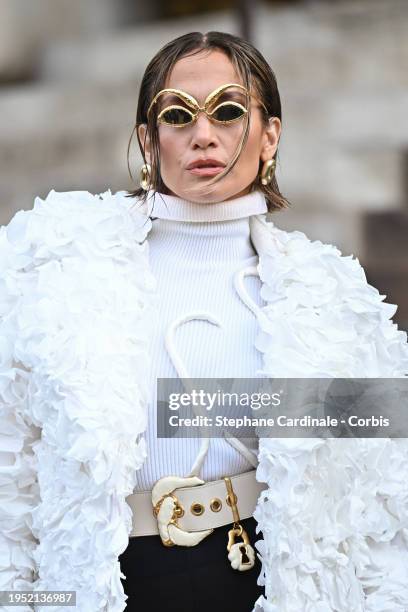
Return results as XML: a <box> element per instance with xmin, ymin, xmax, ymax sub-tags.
<box><xmin>139</xmin><ymin>49</ymin><xmax>281</xmax><ymax>204</ymax></box>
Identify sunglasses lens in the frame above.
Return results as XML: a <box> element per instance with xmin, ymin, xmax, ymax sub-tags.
<box><xmin>160</xmin><ymin>107</ymin><xmax>193</xmax><ymax>125</ymax></box>
<box><xmin>212</xmin><ymin>103</ymin><xmax>247</xmax><ymax>123</ymax></box>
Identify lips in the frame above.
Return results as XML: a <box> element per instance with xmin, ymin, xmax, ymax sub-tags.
<box><xmin>186</xmin><ymin>158</ymin><xmax>226</xmax><ymax>177</ymax></box>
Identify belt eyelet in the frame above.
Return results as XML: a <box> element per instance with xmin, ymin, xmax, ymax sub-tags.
<box><xmin>210</xmin><ymin>498</ymin><xmax>222</xmax><ymax>512</ymax></box>
<box><xmin>191</xmin><ymin>502</ymin><xmax>205</xmax><ymax>516</ymax></box>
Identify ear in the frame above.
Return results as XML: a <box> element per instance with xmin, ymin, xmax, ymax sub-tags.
<box><xmin>260</xmin><ymin>117</ymin><xmax>281</xmax><ymax>162</ymax></box>
<box><xmin>137</xmin><ymin>123</ymin><xmax>152</xmax><ymax>164</ymax></box>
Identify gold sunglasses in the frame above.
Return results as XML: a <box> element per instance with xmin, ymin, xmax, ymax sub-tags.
<box><xmin>146</xmin><ymin>83</ymin><xmax>268</xmax><ymax>128</ymax></box>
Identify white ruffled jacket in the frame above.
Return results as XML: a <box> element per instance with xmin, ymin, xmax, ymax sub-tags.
<box><xmin>1</xmin><ymin>189</ymin><xmax>408</xmax><ymax>612</ymax></box>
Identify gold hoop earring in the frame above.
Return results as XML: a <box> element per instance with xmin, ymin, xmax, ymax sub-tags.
<box><xmin>140</xmin><ymin>163</ymin><xmax>151</xmax><ymax>191</ymax></box>
<box><xmin>260</xmin><ymin>159</ymin><xmax>276</xmax><ymax>186</ymax></box>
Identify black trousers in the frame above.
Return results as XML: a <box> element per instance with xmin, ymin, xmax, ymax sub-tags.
<box><xmin>119</xmin><ymin>516</ymin><xmax>264</xmax><ymax>611</ymax></box>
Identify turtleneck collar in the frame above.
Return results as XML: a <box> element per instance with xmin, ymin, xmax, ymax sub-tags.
<box><xmin>144</xmin><ymin>190</ymin><xmax>267</xmax><ymax>264</ymax></box>
<box><xmin>144</xmin><ymin>189</ymin><xmax>267</xmax><ymax>222</ymax></box>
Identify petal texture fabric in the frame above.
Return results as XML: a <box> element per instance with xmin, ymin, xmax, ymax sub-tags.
<box><xmin>250</xmin><ymin>215</ymin><xmax>408</xmax><ymax>612</ymax></box>
<box><xmin>1</xmin><ymin>190</ymin><xmax>158</xmax><ymax>611</ymax></box>
<box><xmin>1</xmin><ymin>214</ymin><xmax>42</xmax><ymax>612</ymax></box>
<box><xmin>2</xmin><ymin>195</ymin><xmax>408</xmax><ymax>611</ymax></box>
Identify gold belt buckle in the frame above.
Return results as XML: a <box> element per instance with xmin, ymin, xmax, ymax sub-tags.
<box><xmin>151</xmin><ymin>475</ymin><xmax>213</xmax><ymax>547</ymax></box>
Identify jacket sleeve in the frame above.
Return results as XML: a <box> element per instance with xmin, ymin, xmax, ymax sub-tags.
<box><xmin>0</xmin><ymin>217</ymin><xmax>41</xmax><ymax>611</ymax></box>
<box><xmin>1</xmin><ymin>189</ymin><xmax>156</xmax><ymax>612</ymax></box>
<box><xmin>252</xmin><ymin>221</ymin><xmax>408</xmax><ymax>612</ymax></box>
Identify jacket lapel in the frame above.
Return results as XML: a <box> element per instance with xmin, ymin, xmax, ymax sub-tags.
<box><xmin>247</xmin><ymin>211</ymin><xmax>408</xmax><ymax>612</ymax></box>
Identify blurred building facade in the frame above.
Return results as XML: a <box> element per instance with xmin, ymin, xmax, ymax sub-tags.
<box><xmin>0</xmin><ymin>0</ymin><xmax>407</xmax><ymax>327</ymax></box>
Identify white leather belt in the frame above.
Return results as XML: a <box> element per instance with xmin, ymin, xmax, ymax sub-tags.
<box><xmin>126</xmin><ymin>469</ymin><xmax>267</xmax><ymax>538</ymax></box>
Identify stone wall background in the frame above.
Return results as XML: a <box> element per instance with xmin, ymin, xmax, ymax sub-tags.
<box><xmin>0</xmin><ymin>0</ymin><xmax>407</xmax><ymax>327</ymax></box>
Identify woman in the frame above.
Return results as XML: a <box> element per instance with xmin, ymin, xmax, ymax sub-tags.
<box><xmin>1</xmin><ymin>31</ymin><xmax>408</xmax><ymax>612</ymax></box>
<box><xmin>119</xmin><ymin>31</ymin><xmax>284</xmax><ymax>612</ymax></box>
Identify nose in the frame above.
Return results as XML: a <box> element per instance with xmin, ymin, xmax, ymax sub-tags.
<box><xmin>190</xmin><ymin>112</ymin><xmax>217</xmax><ymax>150</ymax></box>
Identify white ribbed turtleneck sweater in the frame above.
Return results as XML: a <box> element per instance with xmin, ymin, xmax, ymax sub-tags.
<box><xmin>134</xmin><ymin>189</ymin><xmax>268</xmax><ymax>492</ymax></box>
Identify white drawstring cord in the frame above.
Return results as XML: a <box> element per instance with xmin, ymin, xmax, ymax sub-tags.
<box><xmin>222</xmin><ymin>434</ymin><xmax>258</xmax><ymax>467</ymax></box>
<box><xmin>164</xmin><ymin>267</ymin><xmax>263</xmax><ymax>478</ymax></box>
<box><xmin>233</xmin><ymin>265</ymin><xmax>263</xmax><ymax>318</ymax></box>
<box><xmin>230</xmin><ymin>263</ymin><xmax>263</xmax><ymax>467</ymax></box>
<box><xmin>165</xmin><ymin>312</ymin><xmax>221</xmax><ymax>381</ymax></box>
<box><xmin>165</xmin><ymin>313</ymin><xmax>221</xmax><ymax>477</ymax></box>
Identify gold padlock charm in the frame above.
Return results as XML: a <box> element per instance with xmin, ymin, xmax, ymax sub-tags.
<box><xmin>227</xmin><ymin>524</ymin><xmax>256</xmax><ymax>571</ymax></box>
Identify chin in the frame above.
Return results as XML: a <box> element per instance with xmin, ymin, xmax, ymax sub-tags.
<box><xmin>165</xmin><ymin>177</ymin><xmax>251</xmax><ymax>203</ymax></box>
<box><xmin>173</xmin><ymin>186</ymin><xmax>226</xmax><ymax>204</ymax></box>
<box><xmin>193</xmin><ymin>194</ymin><xmax>230</xmax><ymax>205</ymax></box>
<box><xmin>186</xmin><ymin>184</ymin><xmax>249</xmax><ymax>204</ymax></box>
